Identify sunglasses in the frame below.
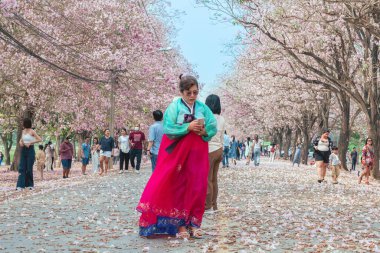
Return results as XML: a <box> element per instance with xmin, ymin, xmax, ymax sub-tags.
<box><xmin>184</xmin><ymin>90</ymin><xmax>199</xmax><ymax>96</ymax></box>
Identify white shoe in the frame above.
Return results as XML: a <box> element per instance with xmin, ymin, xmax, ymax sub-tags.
<box><xmin>204</xmin><ymin>209</ymin><xmax>215</xmax><ymax>214</ymax></box>
<box><xmin>16</xmin><ymin>187</ymin><xmax>23</xmax><ymax>191</ymax></box>
<box><xmin>135</xmin><ymin>170</ymin><xmax>140</xmax><ymax>174</ymax></box>
<box><xmin>119</xmin><ymin>170</ymin><xmax>123</xmax><ymax>174</ymax></box>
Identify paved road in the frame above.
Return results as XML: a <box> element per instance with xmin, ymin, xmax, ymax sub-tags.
<box><xmin>1</xmin><ymin>159</ymin><xmax>380</xmax><ymax>252</ymax></box>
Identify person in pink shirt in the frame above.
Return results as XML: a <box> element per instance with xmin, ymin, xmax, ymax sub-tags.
<box><xmin>60</xmin><ymin>137</ymin><xmax>74</xmax><ymax>179</ymax></box>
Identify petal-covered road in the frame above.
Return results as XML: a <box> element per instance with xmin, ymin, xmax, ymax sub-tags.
<box><xmin>1</xmin><ymin>158</ymin><xmax>380</xmax><ymax>252</ymax></box>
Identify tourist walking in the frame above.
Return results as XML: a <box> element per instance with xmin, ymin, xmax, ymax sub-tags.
<box><xmin>292</xmin><ymin>142</ymin><xmax>302</xmax><ymax>167</ymax></box>
<box><xmin>147</xmin><ymin>110</ymin><xmax>164</xmax><ymax>172</ymax></box>
<box><xmin>359</xmin><ymin>138</ymin><xmax>375</xmax><ymax>184</ymax></box>
<box><xmin>329</xmin><ymin>146</ymin><xmax>341</xmax><ymax>184</ymax></box>
<box><xmin>313</xmin><ymin>128</ymin><xmax>333</xmax><ymax>183</ymax></box>
<box><xmin>60</xmin><ymin>137</ymin><xmax>74</xmax><ymax>179</ymax></box>
<box><xmin>252</xmin><ymin>134</ymin><xmax>262</xmax><ymax>166</ymax></box>
<box><xmin>241</xmin><ymin>143</ymin><xmax>246</xmax><ymax>159</ymax></box>
<box><xmin>118</xmin><ymin>128</ymin><xmax>130</xmax><ymax>173</ymax></box>
<box><xmin>91</xmin><ymin>137</ymin><xmax>100</xmax><ymax>174</ymax></box>
<box><xmin>245</xmin><ymin>137</ymin><xmax>252</xmax><ymax>165</ymax></box>
<box><xmin>0</xmin><ymin>151</ymin><xmax>3</xmax><ymax>165</ymax></box>
<box><xmin>136</xmin><ymin>74</ymin><xmax>217</xmax><ymax>239</ymax></box>
<box><xmin>99</xmin><ymin>129</ymin><xmax>115</xmax><ymax>175</ymax></box>
<box><xmin>222</xmin><ymin>131</ymin><xmax>230</xmax><ymax>168</ymax></box>
<box><xmin>205</xmin><ymin>94</ymin><xmax>224</xmax><ymax>212</ymax></box>
<box><xmin>129</xmin><ymin>126</ymin><xmax>145</xmax><ymax>174</ymax></box>
<box><xmin>36</xmin><ymin>145</ymin><xmax>46</xmax><ymax>180</ymax></box>
<box><xmin>270</xmin><ymin>144</ymin><xmax>276</xmax><ymax>162</ymax></box>
<box><xmin>230</xmin><ymin>136</ymin><xmax>238</xmax><ymax>165</ymax></box>
<box><xmin>81</xmin><ymin>137</ymin><xmax>91</xmax><ymax>175</ymax></box>
<box><xmin>350</xmin><ymin>147</ymin><xmax>358</xmax><ymax>172</ymax></box>
<box><xmin>44</xmin><ymin>143</ymin><xmax>52</xmax><ymax>172</ymax></box>
<box><xmin>113</xmin><ymin>143</ymin><xmax>120</xmax><ymax>165</ymax></box>
<box><xmin>16</xmin><ymin>118</ymin><xmax>42</xmax><ymax>190</ymax></box>
<box><xmin>49</xmin><ymin>141</ymin><xmax>55</xmax><ymax>170</ymax></box>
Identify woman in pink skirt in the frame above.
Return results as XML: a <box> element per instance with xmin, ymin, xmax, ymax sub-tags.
<box><xmin>136</xmin><ymin>74</ymin><xmax>217</xmax><ymax>239</ymax></box>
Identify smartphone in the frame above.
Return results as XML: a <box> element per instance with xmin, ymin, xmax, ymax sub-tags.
<box><xmin>197</xmin><ymin>118</ymin><xmax>205</xmax><ymax>128</ymax></box>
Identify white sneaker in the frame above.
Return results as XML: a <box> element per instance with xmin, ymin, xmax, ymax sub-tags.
<box><xmin>119</xmin><ymin>170</ymin><xmax>123</xmax><ymax>174</ymax></box>
<box><xmin>16</xmin><ymin>187</ymin><xmax>23</xmax><ymax>191</ymax></box>
<box><xmin>135</xmin><ymin>170</ymin><xmax>140</xmax><ymax>174</ymax></box>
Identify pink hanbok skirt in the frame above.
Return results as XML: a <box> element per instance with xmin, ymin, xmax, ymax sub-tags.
<box><xmin>136</xmin><ymin>132</ymin><xmax>209</xmax><ymax>236</ymax></box>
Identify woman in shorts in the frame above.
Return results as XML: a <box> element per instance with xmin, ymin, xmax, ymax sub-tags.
<box><xmin>313</xmin><ymin>128</ymin><xmax>333</xmax><ymax>183</ymax></box>
<box><xmin>99</xmin><ymin>129</ymin><xmax>114</xmax><ymax>175</ymax></box>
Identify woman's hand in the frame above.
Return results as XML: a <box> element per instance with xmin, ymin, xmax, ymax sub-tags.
<box><xmin>188</xmin><ymin>120</ymin><xmax>202</xmax><ymax>133</ymax></box>
<box><xmin>19</xmin><ymin>139</ymin><xmax>25</xmax><ymax>147</ymax></box>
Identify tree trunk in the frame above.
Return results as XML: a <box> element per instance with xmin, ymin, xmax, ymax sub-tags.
<box><xmin>291</xmin><ymin>128</ymin><xmax>300</xmax><ymax>161</ymax></box>
<box><xmin>0</xmin><ymin>132</ymin><xmax>13</xmax><ymax>165</ymax></box>
<box><xmin>10</xmin><ymin>123</ymin><xmax>23</xmax><ymax>171</ymax></box>
<box><xmin>283</xmin><ymin>126</ymin><xmax>292</xmax><ymax>160</ymax></box>
<box><xmin>301</xmin><ymin>128</ymin><xmax>310</xmax><ymax>165</ymax></box>
<box><xmin>338</xmin><ymin>93</ymin><xmax>350</xmax><ymax>171</ymax></box>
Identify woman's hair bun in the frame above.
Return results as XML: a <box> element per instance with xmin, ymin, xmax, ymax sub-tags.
<box><xmin>179</xmin><ymin>74</ymin><xmax>183</xmax><ymax>80</ymax></box>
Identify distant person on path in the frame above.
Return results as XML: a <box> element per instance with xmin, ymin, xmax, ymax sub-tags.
<box><xmin>118</xmin><ymin>128</ymin><xmax>130</xmax><ymax>173</ymax></box>
<box><xmin>252</xmin><ymin>134</ymin><xmax>262</xmax><ymax>166</ymax></box>
<box><xmin>270</xmin><ymin>144</ymin><xmax>276</xmax><ymax>162</ymax></box>
<box><xmin>205</xmin><ymin>94</ymin><xmax>224</xmax><ymax>212</ymax></box>
<box><xmin>359</xmin><ymin>138</ymin><xmax>375</xmax><ymax>185</ymax></box>
<box><xmin>16</xmin><ymin>118</ymin><xmax>42</xmax><ymax>190</ymax></box>
<box><xmin>36</xmin><ymin>145</ymin><xmax>46</xmax><ymax>180</ymax></box>
<box><xmin>222</xmin><ymin>131</ymin><xmax>230</xmax><ymax>168</ymax></box>
<box><xmin>313</xmin><ymin>128</ymin><xmax>333</xmax><ymax>183</ymax></box>
<box><xmin>245</xmin><ymin>137</ymin><xmax>252</xmax><ymax>165</ymax></box>
<box><xmin>147</xmin><ymin>110</ymin><xmax>164</xmax><ymax>172</ymax></box>
<box><xmin>350</xmin><ymin>147</ymin><xmax>358</xmax><ymax>172</ymax></box>
<box><xmin>236</xmin><ymin>141</ymin><xmax>241</xmax><ymax>160</ymax></box>
<box><xmin>113</xmin><ymin>143</ymin><xmax>120</xmax><ymax>165</ymax></box>
<box><xmin>292</xmin><ymin>142</ymin><xmax>302</xmax><ymax>167</ymax></box>
<box><xmin>129</xmin><ymin>126</ymin><xmax>145</xmax><ymax>174</ymax></box>
<box><xmin>81</xmin><ymin>137</ymin><xmax>91</xmax><ymax>175</ymax></box>
<box><xmin>44</xmin><ymin>143</ymin><xmax>52</xmax><ymax>172</ymax></box>
<box><xmin>329</xmin><ymin>146</ymin><xmax>341</xmax><ymax>184</ymax></box>
<box><xmin>241</xmin><ymin>143</ymin><xmax>246</xmax><ymax>159</ymax></box>
<box><xmin>230</xmin><ymin>135</ymin><xmax>238</xmax><ymax>165</ymax></box>
<box><xmin>49</xmin><ymin>141</ymin><xmax>55</xmax><ymax>170</ymax></box>
<box><xmin>91</xmin><ymin>137</ymin><xmax>100</xmax><ymax>174</ymax></box>
<box><xmin>0</xmin><ymin>151</ymin><xmax>3</xmax><ymax>165</ymax></box>
<box><xmin>136</xmin><ymin>74</ymin><xmax>217</xmax><ymax>239</ymax></box>
<box><xmin>60</xmin><ymin>137</ymin><xmax>74</xmax><ymax>179</ymax></box>
<box><xmin>99</xmin><ymin>129</ymin><xmax>114</xmax><ymax>175</ymax></box>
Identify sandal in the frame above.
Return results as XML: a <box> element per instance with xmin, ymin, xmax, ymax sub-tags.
<box><xmin>176</xmin><ymin>231</ymin><xmax>190</xmax><ymax>240</ymax></box>
<box><xmin>189</xmin><ymin>227</ymin><xmax>203</xmax><ymax>239</ymax></box>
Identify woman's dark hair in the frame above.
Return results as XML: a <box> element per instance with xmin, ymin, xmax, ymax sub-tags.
<box><xmin>205</xmin><ymin>94</ymin><xmax>221</xmax><ymax>115</ymax></box>
<box><xmin>39</xmin><ymin>145</ymin><xmax>44</xmax><ymax>150</ymax></box>
<box><xmin>366</xmin><ymin>137</ymin><xmax>373</xmax><ymax>145</ymax></box>
<box><xmin>247</xmin><ymin>137</ymin><xmax>251</xmax><ymax>142</ymax></box>
<box><xmin>23</xmin><ymin>118</ymin><xmax>32</xmax><ymax>128</ymax></box>
<box><xmin>93</xmin><ymin>137</ymin><xmax>99</xmax><ymax>144</ymax></box>
<box><xmin>121</xmin><ymin>128</ymin><xmax>127</xmax><ymax>132</ymax></box>
<box><xmin>104</xmin><ymin>128</ymin><xmax>110</xmax><ymax>132</ymax></box>
<box><xmin>232</xmin><ymin>135</ymin><xmax>235</xmax><ymax>142</ymax></box>
<box><xmin>153</xmin><ymin>110</ymin><xmax>163</xmax><ymax>121</ymax></box>
<box><xmin>254</xmin><ymin>134</ymin><xmax>259</xmax><ymax>142</ymax></box>
<box><xmin>179</xmin><ymin>74</ymin><xmax>198</xmax><ymax>92</ymax></box>
<box><xmin>332</xmin><ymin>146</ymin><xmax>338</xmax><ymax>150</ymax></box>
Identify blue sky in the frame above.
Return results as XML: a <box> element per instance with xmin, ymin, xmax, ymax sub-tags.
<box><xmin>166</xmin><ymin>0</ymin><xmax>241</xmax><ymax>96</ymax></box>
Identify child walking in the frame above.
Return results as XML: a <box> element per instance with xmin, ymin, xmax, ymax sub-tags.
<box><xmin>329</xmin><ymin>146</ymin><xmax>341</xmax><ymax>184</ymax></box>
<box><xmin>36</xmin><ymin>145</ymin><xmax>46</xmax><ymax>180</ymax></box>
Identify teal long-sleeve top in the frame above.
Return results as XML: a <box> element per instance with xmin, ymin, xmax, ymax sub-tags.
<box><xmin>163</xmin><ymin>97</ymin><xmax>217</xmax><ymax>142</ymax></box>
